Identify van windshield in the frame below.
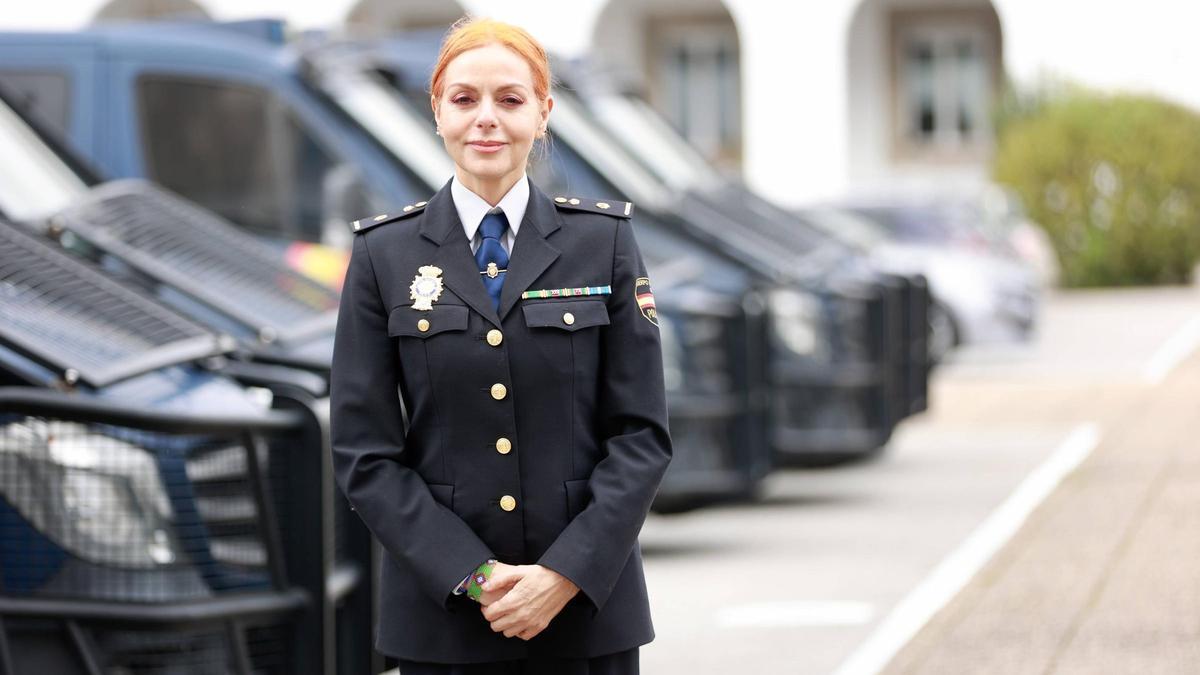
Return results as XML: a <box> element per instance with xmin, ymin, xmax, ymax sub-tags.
<box><xmin>0</xmin><ymin>100</ymin><xmax>89</xmax><ymax>220</ymax></box>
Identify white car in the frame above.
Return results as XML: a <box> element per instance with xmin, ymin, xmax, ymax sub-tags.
<box><xmin>799</xmin><ymin>203</ymin><xmax>1042</xmax><ymax>362</ymax></box>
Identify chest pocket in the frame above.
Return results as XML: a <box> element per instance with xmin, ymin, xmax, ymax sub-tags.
<box><xmin>522</xmin><ymin>299</ymin><xmax>610</xmax><ymax>332</ymax></box>
<box><xmin>387</xmin><ymin>304</ymin><xmax>469</xmax><ymax>338</ymax></box>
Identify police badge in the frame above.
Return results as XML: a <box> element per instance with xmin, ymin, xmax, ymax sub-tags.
<box><xmin>409</xmin><ymin>265</ymin><xmax>444</xmax><ymax>310</ymax></box>
<box><xmin>634</xmin><ymin>276</ymin><xmax>658</xmax><ymax>326</ymax></box>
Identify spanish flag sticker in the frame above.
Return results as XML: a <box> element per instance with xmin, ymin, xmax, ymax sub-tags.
<box><xmin>634</xmin><ymin>276</ymin><xmax>658</xmax><ymax>326</ymax></box>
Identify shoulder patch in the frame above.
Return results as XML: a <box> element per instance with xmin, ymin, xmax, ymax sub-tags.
<box><xmin>553</xmin><ymin>196</ymin><xmax>633</xmax><ymax>219</ymax></box>
<box><xmin>350</xmin><ymin>200</ymin><xmax>430</xmax><ymax>234</ymax></box>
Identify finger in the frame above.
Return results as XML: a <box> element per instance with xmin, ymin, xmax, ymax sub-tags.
<box><xmin>483</xmin><ymin>565</ymin><xmax>525</xmax><ymax>593</ymax></box>
<box><xmin>490</xmin><ymin>612</ymin><xmax>525</xmax><ymax>635</ymax></box>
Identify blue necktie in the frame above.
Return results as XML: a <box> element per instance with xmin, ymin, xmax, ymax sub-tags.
<box><xmin>475</xmin><ymin>209</ymin><xmax>509</xmax><ymax>312</ymax></box>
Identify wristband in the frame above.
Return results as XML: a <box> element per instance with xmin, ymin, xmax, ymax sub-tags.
<box><xmin>466</xmin><ymin>559</ymin><xmax>498</xmax><ymax>602</ymax></box>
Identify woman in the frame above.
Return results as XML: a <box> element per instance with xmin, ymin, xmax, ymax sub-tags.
<box><xmin>330</xmin><ymin>17</ymin><xmax>672</xmax><ymax>674</ymax></box>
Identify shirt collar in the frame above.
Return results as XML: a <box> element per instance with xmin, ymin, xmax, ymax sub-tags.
<box><xmin>451</xmin><ymin>173</ymin><xmax>528</xmax><ymax>243</ymax></box>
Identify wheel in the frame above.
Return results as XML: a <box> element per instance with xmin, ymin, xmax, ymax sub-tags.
<box><xmin>927</xmin><ymin>301</ymin><xmax>959</xmax><ymax>364</ymax></box>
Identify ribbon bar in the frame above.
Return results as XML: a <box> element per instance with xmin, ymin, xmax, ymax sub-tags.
<box><xmin>521</xmin><ymin>285</ymin><xmax>612</xmax><ymax>299</ymax></box>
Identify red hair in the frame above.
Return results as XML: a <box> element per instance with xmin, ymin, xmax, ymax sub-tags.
<box><xmin>430</xmin><ymin>17</ymin><xmax>552</xmax><ymax>107</ymax></box>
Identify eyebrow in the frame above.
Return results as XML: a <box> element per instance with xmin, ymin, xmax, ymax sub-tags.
<box><xmin>446</xmin><ymin>82</ymin><xmax>531</xmax><ymax>93</ymax></box>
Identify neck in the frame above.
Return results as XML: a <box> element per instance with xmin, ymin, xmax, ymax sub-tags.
<box><xmin>455</xmin><ymin>167</ymin><xmax>525</xmax><ymax>206</ymax></box>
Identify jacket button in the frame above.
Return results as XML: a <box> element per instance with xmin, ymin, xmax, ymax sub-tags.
<box><xmin>490</xmin><ymin>383</ymin><xmax>507</xmax><ymax>400</ymax></box>
<box><xmin>496</xmin><ymin>437</ymin><xmax>512</xmax><ymax>454</ymax></box>
<box><xmin>487</xmin><ymin>329</ymin><xmax>503</xmax><ymax>346</ymax></box>
<box><xmin>417</xmin><ymin>318</ymin><xmax>430</xmax><ymax>332</ymax></box>
<box><xmin>562</xmin><ymin>312</ymin><xmax>575</xmax><ymax>326</ymax></box>
<box><xmin>500</xmin><ymin>495</ymin><xmax>517</xmax><ymax>511</ymax></box>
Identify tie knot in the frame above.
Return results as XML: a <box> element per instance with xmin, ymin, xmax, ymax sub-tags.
<box><xmin>480</xmin><ymin>210</ymin><xmax>508</xmax><ymax>241</ymax></box>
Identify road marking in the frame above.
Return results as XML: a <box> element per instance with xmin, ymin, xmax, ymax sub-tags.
<box><xmin>715</xmin><ymin>601</ymin><xmax>875</xmax><ymax>628</ymax></box>
<box><xmin>1142</xmin><ymin>315</ymin><xmax>1200</xmax><ymax>384</ymax></box>
<box><xmin>831</xmin><ymin>423</ymin><xmax>1102</xmax><ymax>675</ymax></box>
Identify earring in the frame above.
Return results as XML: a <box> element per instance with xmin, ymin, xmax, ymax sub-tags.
<box><xmin>435</xmin><ymin>127</ymin><xmax>442</xmax><ymax>136</ymax></box>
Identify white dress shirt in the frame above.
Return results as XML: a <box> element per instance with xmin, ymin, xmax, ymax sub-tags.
<box><xmin>451</xmin><ymin>173</ymin><xmax>529</xmax><ymax>255</ymax></box>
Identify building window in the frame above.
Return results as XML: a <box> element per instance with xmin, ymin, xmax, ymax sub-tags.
<box><xmin>651</xmin><ymin>19</ymin><xmax>742</xmax><ymax>169</ymax></box>
<box><xmin>891</xmin><ymin>8</ymin><xmax>1000</xmax><ymax>161</ymax></box>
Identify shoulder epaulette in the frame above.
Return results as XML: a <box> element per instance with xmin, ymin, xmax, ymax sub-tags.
<box><xmin>350</xmin><ymin>200</ymin><xmax>430</xmax><ymax>233</ymax></box>
<box><xmin>553</xmin><ymin>196</ymin><xmax>633</xmax><ymax>219</ymax></box>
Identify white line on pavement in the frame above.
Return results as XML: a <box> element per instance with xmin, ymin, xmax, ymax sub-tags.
<box><xmin>1142</xmin><ymin>315</ymin><xmax>1200</xmax><ymax>384</ymax></box>
<box><xmin>830</xmin><ymin>423</ymin><xmax>1102</xmax><ymax>675</ymax></box>
<box><xmin>715</xmin><ymin>601</ymin><xmax>876</xmax><ymax>628</ymax></box>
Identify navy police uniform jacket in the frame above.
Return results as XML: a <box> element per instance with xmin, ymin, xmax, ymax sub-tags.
<box><xmin>330</xmin><ymin>178</ymin><xmax>672</xmax><ymax>663</ymax></box>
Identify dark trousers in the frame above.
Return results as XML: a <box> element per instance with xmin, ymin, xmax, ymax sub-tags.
<box><xmin>397</xmin><ymin>647</ymin><xmax>639</xmax><ymax>675</ymax></box>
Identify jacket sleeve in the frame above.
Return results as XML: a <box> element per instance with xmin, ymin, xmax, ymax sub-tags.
<box><xmin>537</xmin><ymin>218</ymin><xmax>673</xmax><ymax>613</ymax></box>
<box><xmin>330</xmin><ymin>233</ymin><xmax>494</xmax><ymax>609</ymax></box>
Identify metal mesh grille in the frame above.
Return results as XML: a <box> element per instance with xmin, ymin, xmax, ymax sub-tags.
<box><xmin>0</xmin><ymin>413</ymin><xmax>271</xmax><ymax>602</ymax></box>
<box><xmin>58</xmin><ymin>181</ymin><xmax>340</xmax><ymax>342</ymax></box>
<box><xmin>92</xmin><ymin>622</ymin><xmax>292</xmax><ymax>675</ymax></box>
<box><xmin>0</xmin><ymin>222</ymin><xmax>217</xmax><ymax>386</ymax></box>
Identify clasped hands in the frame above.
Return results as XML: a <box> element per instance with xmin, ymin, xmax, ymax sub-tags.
<box><xmin>477</xmin><ymin>562</ymin><xmax>579</xmax><ymax>641</ymax></box>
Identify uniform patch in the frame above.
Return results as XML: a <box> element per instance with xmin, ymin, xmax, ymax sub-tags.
<box><xmin>521</xmin><ymin>285</ymin><xmax>612</xmax><ymax>300</ymax></box>
<box><xmin>634</xmin><ymin>277</ymin><xmax>657</xmax><ymax>326</ymax></box>
<box><xmin>409</xmin><ymin>265</ymin><xmax>444</xmax><ymax>310</ymax></box>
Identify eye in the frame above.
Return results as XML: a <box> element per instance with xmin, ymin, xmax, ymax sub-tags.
<box><xmin>451</xmin><ymin>94</ymin><xmax>474</xmax><ymax>105</ymax></box>
<box><xmin>500</xmin><ymin>96</ymin><xmax>524</xmax><ymax>106</ymax></box>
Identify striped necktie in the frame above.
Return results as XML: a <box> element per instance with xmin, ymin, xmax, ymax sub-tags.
<box><xmin>475</xmin><ymin>208</ymin><xmax>509</xmax><ymax>312</ymax></box>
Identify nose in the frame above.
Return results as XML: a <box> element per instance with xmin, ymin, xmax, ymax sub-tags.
<box><xmin>475</xmin><ymin>98</ymin><xmax>498</xmax><ymax>128</ymax></box>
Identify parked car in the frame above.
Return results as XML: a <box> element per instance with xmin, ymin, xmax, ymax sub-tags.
<box><xmin>324</xmin><ymin>32</ymin><xmax>926</xmax><ymax>463</ymax></box>
<box><xmin>0</xmin><ymin>88</ymin><xmax>376</xmax><ymax>675</ymax></box>
<box><xmin>801</xmin><ymin>201</ymin><xmax>1040</xmax><ymax>361</ymax></box>
<box><xmin>0</xmin><ymin>21</ymin><xmax>772</xmax><ymax>509</ymax></box>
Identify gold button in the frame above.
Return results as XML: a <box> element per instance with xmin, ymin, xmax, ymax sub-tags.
<box><xmin>596</xmin><ymin>202</ymin><xmax>610</xmax><ymax>209</ymax></box>
<box><xmin>414</xmin><ymin>201</ymin><xmax>428</xmax><ymax>207</ymax></box>
<box><xmin>554</xmin><ymin>197</ymin><xmax>568</xmax><ymax>204</ymax></box>
<box><xmin>496</xmin><ymin>437</ymin><xmax>512</xmax><ymax>454</ymax></box>
<box><xmin>486</xmin><ymin>329</ymin><xmax>503</xmax><ymax>346</ymax></box>
<box><xmin>500</xmin><ymin>495</ymin><xmax>517</xmax><ymax>511</ymax></box>
<box><xmin>563</xmin><ymin>312</ymin><xmax>575</xmax><ymax>326</ymax></box>
<box><xmin>374</xmin><ymin>214</ymin><xmax>388</xmax><ymax>221</ymax></box>
<box><xmin>569</xmin><ymin>198</ymin><xmax>581</xmax><ymax>205</ymax></box>
<box><xmin>490</xmin><ymin>383</ymin><xmax>507</xmax><ymax>400</ymax></box>
<box><xmin>403</xmin><ymin>205</ymin><xmax>414</xmax><ymax>212</ymax></box>
<box><xmin>417</xmin><ymin>318</ymin><xmax>430</xmax><ymax>332</ymax></box>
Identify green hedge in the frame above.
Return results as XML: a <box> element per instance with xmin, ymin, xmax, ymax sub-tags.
<box><xmin>993</xmin><ymin>90</ymin><xmax>1200</xmax><ymax>286</ymax></box>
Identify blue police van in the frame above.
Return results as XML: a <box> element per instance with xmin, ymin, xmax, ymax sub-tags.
<box><xmin>0</xmin><ymin>85</ymin><xmax>377</xmax><ymax>674</ymax></box>
<box><xmin>315</xmin><ymin>33</ymin><xmax>929</xmax><ymax>462</ymax></box>
<box><xmin>0</xmin><ymin>21</ymin><xmax>779</xmax><ymax>510</ymax></box>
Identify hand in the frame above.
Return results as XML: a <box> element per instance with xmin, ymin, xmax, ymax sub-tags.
<box><xmin>480</xmin><ymin>564</ymin><xmax>580</xmax><ymax>640</ymax></box>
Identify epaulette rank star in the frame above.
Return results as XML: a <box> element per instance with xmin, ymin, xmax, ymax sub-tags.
<box><xmin>553</xmin><ymin>196</ymin><xmax>634</xmax><ymax>219</ymax></box>
<box><xmin>350</xmin><ymin>200</ymin><xmax>430</xmax><ymax>234</ymax></box>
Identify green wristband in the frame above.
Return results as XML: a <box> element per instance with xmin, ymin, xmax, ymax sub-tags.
<box><xmin>466</xmin><ymin>559</ymin><xmax>498</xmax><ymax>602</ymax></box>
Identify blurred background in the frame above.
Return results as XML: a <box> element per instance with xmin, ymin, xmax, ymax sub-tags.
<box><xmin>0</xmin><ymin>1</ymin><xmax>1198</xmax><ymax>674</ymax></box>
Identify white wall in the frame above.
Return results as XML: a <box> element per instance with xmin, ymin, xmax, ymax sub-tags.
<box><xmin>6</xmin><ymin>0</ymin><xmax>1200</xmax><ymax>205</ymax></box>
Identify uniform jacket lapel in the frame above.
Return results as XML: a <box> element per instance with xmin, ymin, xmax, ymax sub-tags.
<box><xmin>420</xmin><ymin>181</ymin><xmax>502</xmax><ymax>327</ymax></box>
<box><xmin>498</xmin><ymin>181</ymin><xmax>561</xmax><ymax>322</ymax></box>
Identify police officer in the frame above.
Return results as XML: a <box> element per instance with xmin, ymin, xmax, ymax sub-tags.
<box><xmin>330</xmin><ymin>17</ymin><xmax>671</xmax><ymax>674</ymax></box>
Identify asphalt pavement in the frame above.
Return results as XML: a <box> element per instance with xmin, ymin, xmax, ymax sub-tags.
<box><xmin>639</xmin><ymin>285</ymin><xmax>1200</xmax><ymax>675</ymax></box>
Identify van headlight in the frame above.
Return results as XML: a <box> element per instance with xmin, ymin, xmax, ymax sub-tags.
<box><xmin>0</xmin><ymin>419</ymin><xmax>181</xmax><ymax>568</ymax></box>
<box><xmin>768</xmin><ymin>288</ymin><xmax>823</xmax><ymax>357</ymax></box>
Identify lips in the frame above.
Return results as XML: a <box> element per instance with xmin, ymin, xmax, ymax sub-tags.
<box><xmin>468</xmin><ymin>140</ymin><xmax>506</xmax><ymax>154</ymax></box>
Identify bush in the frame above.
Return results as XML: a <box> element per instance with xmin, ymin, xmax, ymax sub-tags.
<box><xmin>993</xmin><ymin>90</ymin><xmax>1200</xmax><ymax>286</ymax></box>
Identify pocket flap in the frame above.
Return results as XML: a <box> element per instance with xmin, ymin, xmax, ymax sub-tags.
<box><xmin>388</xmin><ymin>304</ymin><xmax>469</xmax><ymax>338</ymax></box>
<box><xmin>522</xmin><ymin>300</ymin><xmax>610</xmax><ymax>332</ymax></box>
